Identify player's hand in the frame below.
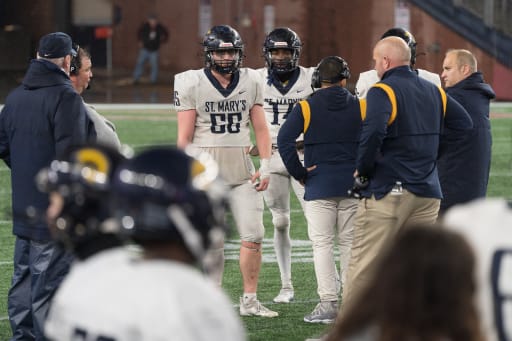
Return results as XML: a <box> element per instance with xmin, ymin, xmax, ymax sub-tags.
<box><xmin>252</xmin><ymin>158</ymin><xmax>270</xmax><ymax>191</ymax></box>
<box><xmin>299</xmin><ymin>165</ymin><xmax>316</xmax><ymax>186</ymax></box>
<box><xmin>251</xmin><ymin>174</ymin><xmax>269</xmax><ymax>191</ymax></box>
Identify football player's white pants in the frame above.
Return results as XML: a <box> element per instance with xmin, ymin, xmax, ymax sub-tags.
<box><xmin>263</xmin><ymin>150</ymin><xmax>305</xmax><ymax>289</ymax></box>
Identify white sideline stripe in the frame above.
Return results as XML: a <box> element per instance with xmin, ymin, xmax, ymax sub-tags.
<box><xmin>0</xmin><ymin>220</ymin><xmax>11</xmax><ymax>224</ymax></box>
<box><xmin>0</xmin><ymin>315</ymin><xmax>8</xmax><ymax>321</ymax></box>
<box><xmin>0</xmin><ymin>261</ymin><xmax>11</xmax><ymax>266</ymax></box>
<box><xmin>90</xmin><ymin>103</ymin><xmax>174</xmax><ymax>111</ymax></box>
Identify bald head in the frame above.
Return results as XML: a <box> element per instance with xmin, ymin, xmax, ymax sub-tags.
<box><xmin>373</xmin><ymin>36</ymin><xmax>411</xmax><ymax>78</ymax></box>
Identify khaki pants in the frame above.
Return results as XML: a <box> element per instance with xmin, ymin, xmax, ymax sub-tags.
<box><xmin>343</xmin><ymin>189</ymin><xmax>440</xmax><ymax>307</ymax></box>
<box><xmin>305</xmin><ymin>197</ymin><xmax>359</xmax><ymax>302</ymax></box>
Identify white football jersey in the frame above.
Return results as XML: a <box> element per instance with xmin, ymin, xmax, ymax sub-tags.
<box><xmin>355</xmin><ymin>68</ymin><xmax>441</xmax><ymax>98</ymax></box>
<box><xmin>45</xmin><ymin>248</ymin><xmax>246</xmax><ymax>341</ymax></box>
<box><xmin>174</xmin><ymin>68</ymin><xmax>263</xmax><ymax>147</ymax></box>
<box><xmin>443</xmin><ymin>198</ymin><xmax>512</xmax><ymax>341</ymax></box>
<box><xmin>256</xmin><ymin>66</ymin><xmax>316</xmax><ymax>143</ymax></box>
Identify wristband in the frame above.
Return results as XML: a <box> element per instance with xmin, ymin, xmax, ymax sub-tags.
<box><xmin>259</xmin><ymin>158</ymin><xmax>270</xmax><ymax>180</ymax></box>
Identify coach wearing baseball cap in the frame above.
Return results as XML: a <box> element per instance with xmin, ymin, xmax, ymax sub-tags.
<box><xmin>0</xmin><ymin>31</ymin><xmax>94</xmax><ymax>340</ymax></box>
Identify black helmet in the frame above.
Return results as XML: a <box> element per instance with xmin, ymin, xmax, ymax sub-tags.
<box><xmin>203</xmin><ymin>25</ymin><xmax>244</xmax><ymax>74</ymax></box>
<box><xmin>381</xmin><ymin>27</ymin><xmax>417</xmax><ymax>66</ymax></box>
<box><xmin>36</xmin><ymin>143</ymin><xmax>127</xmax><ymax>254</ymax></box>
<box><xmin>263</xmin><ymin>27</ymin><xmax>302</xmax><ymax>74</ymax></box>
<box><xmin>111</xmin><ymin>146</ymin><xmax>229</xmax><ymax>262</ymax></box>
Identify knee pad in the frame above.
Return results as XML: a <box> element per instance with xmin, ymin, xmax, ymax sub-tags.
<box><xmin>272</xmin><ymin>214</ymin><xmax>290</xmax><ymax>232</ymax></box>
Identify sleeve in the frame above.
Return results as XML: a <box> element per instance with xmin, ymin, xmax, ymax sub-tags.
<box><xmin>159</xmin><ymin>24</ymin><xmax>169</xmax><ymax>43</ymax></box>
<box><xmin>356</xmin><ymin>86</ymin><xmax>391</xmax><ymax>176</ymax></box>
<box><xmin>0</xmin><ymin>106</ymin><xmax>11</xmax><ymax>167</ymax></box>
<box><xmin>355</xmin><ymin>70</ymin><xmax>379</xmax><ymax>99</ymax></box>
<box><xmin>174</xmin><ymin>72</ymin><xmax>196</xmax><ymax>111</ymax></box>
<box><xmin>53</xmin><ymin>91</ymin><xmax>89</xmax><ymax>158</ymax></box>
<box><xmin>443</xmin><ymin>92</ymin><xmax>473</xmax><ymax>131</ymax></box>
<box><xmin>277</xmin><ymin>103</ymin><xmax>307</xmax><ymax>181</ymax></box>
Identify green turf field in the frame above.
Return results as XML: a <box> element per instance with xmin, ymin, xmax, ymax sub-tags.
<box><xmin>0</xmin><ymin>103</ymin><xmax>511</xmax><ymax>340</ymax></box>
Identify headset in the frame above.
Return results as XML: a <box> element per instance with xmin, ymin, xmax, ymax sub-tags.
<box><xmin>70</xmin><ymin>43</ymin><xmax>81</xmax><ymax>76</ymax></box>
<box><xmin>311</xmin><ymin>56</ymin><xmax>350</xmax><ymax>88</ymax></box>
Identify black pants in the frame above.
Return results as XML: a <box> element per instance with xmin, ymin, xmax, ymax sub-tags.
<box><xmin>8</xmin><ymin>237</ymin><xmax>73</xmax><ymax>341</ymax></box>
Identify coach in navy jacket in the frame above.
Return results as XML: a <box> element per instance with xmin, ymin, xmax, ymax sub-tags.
<box><xmin>278</xmin><ymin>56</ymin><xmax>364</xmax><ymax>323</ymax></box>
<box><xmin>438</xmin><ymin>49</ymin><xmax>495</xmax><ymax>213</ymax></box>
<box><xmin>0</xmin><ymin>32</ymin><xmax>93</xmax><ymax>340</ymax></box>
<box><xmin>343</xmin><ymin>37</ymin><xmax>472</xmax><ymax>308</ymax></box>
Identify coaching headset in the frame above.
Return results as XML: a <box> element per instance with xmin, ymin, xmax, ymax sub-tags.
<box><xmin>70</xmin><ymin>43</ymin><xmax>81</xmax><ymax>76</ymax></box>
<box><xmin>311</xmin><ymin>56</ymin><xmax>350</xmax><ymax>89</ymax></box>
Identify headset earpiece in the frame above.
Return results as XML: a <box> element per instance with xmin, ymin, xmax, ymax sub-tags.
<box><xmin>70</xmin><ymin>43</ymin><xmax>80</xmax><ymax>76</ymax></box>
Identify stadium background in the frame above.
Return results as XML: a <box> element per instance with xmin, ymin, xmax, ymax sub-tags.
<box><xmin>1</xmin><ymin>0</ymin><xmax>512</xmax><ymax>102</ymax></box>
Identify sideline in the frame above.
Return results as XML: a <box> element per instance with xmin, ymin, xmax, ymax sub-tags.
<box><xmin>0</xmin><ymin>102</ymin><xmax>510</xmax><ymax>112</ymax></box>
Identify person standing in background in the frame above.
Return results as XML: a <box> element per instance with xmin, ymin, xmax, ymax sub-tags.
<box><xmin>70</xmin><ymin>45</ymin><xmax>121</xmax><ymax>150</ymax></box>
<box><xmin>0</xmin><ymin>31</ymin><xmax>92</xmax><ymax>340</ymax></box>
<box><xmin>133</xmin><ymin>13</ymin><xmax>169</xmax><ymax>84</ymax></box>
<box><xmin>438</xmin><ymin>49</ymin><xmax>495</xmax><ymax>214</ymax></box>
<box><xmin>355</xmin><ymin>27</ymin><xmax>440</xmax><ymax>99</ymax></box>
<box><xmin>257</xmin><ymin>27</ymin><xmax>316</xmax><ymax>304</ymax></box>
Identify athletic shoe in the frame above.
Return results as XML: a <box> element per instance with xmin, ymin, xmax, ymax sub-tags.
<box><xmin>273</xmin><ymin>287</ymin><xmax>294</xmax><ymax>303</ymax></box>
<box><xmin>239</xmin><ymin>297</ymin><xmax>279</xmax><ymax>318</ymax></box>
<box><xmin>303</xmin><ymin>301</ymin><xmax>338</xmax><ymax>324</ymax></box>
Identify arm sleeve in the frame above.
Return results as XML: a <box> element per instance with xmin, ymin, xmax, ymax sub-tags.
<box><xmin>174</xmin><ymin>73</ymin><xmax>196</xmax><ymax>111</ymax></box>
<box><xmin>277</xmin><ymin>104</ymin><xmax>307</xmax><ymax>181</ymax></box>
<box><xmin>356</xmin><ymin>87</ymin><xmax>391</xmax><ymax>176</ymax></box>
<box><xmin>54</xmin><ymin>91</ymin><xmax>88</xmax><ymax>158</ymax></box>
<box><xmin>0</xmin><ymin>108</ymin><xmax>10</xmax><ymax>167</ymax></box>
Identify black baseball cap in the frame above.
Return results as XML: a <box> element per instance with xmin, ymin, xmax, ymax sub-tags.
<box><xmin>38</xmin><ymin>32</ymin><xmax>77</xmax><ymax>58</ymax></box>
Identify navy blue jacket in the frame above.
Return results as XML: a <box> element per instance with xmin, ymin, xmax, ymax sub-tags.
<box><xmin>438</xmin><ymin>72</ymin><xmax>495</xmax><ymax>211</ymax></box>
<box><xmin>357</xmin><ymin>66</ymin><xmax>473</xmax><ymax>199</ymax></box>
<box><xmin>0</xmin><ymin>59</ymin><xmax>92</xmax><ymax>240</ymax></box>
<box><xmin>277</xmin><ymin>86</ymin><xmax>363</xmax><ymax>200</ymax></box>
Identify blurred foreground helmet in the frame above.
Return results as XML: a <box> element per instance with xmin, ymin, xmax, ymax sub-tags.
<box><xmin>263</xmin><ymin>27</ymin><xmax>302</xmax><ymax>74</ymax></box>
<box><xmin>111</xmin><ymin>146</ymin><xmax>229</xmax><ymax>262</ymax></box>
<box><xmin>203</xmin><ymin>25</ymin><xmax>244</xmax><ymax>74</ymax></box>
<box><xmin>36</xmin><ymin>143</ymin><xmax>126</xmax><ymax>252</ymax></box>
<box><xmin>381</xmin><ymin>27</ymin><xmax>417</xmax><ymax>66</ymax></box>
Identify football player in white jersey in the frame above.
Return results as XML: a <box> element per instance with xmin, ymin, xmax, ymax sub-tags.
<box><xmin>174</xmin><ymin>25</ymin><xmax>278</xmax><ymax>318</ymax></box>
<box><xmin>355</xmin><ymin>28</ymin><xmax>441</xmax><ymax>98</ymax></box>
<box><xmin>443</xmin><ymin>198</ymin><xmax>512</xmax><ymax>341</ymax></box>
<box><xmin>256</xmin><ymin>27</ymin><xmax>315</xmax><ymax>303</ymax></box>
<box><xmin>46</xmin><ymin>147</ymin><xmax>248</xmax><ymax>341</ymax></box>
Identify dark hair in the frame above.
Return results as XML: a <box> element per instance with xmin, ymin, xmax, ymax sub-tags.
<box><xmin>327</xmin><ymin>225</ymin><xmax>483</xmax><ymax>341</ymax></box>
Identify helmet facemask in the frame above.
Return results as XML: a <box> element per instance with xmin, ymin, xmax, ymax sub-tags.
<box><xmin>205</xmin><ymin>48</ymin><xmax>242</xmax><ymax>74</ymax></box>
<box><xmin>265</xmin><ymin>47</ymin><xmax>300</xmax><ymax>74</ymax></box>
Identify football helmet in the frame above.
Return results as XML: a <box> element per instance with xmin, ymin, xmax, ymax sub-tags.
<box><xmin>263</xmin><ymin>27</ymin><xmax>302</xmax><ymax>74</ymax></box>
<box><xmin>36</xmin><ymin>143</ymin><xmax>126</xmax><ymax>254</ymax></box>
<box><xmin>381</xmin><ymin>27</ymin><xmax>417</xmax><ymax>66</ymax></box>
<box><xmin>203</xmin><ymin>25</ymin><xmax>244</xmax><ymax>74</ymax></box>
<box><xmin>111</xmin><ymin>146</ymin><xmax>229</xmax><ymax>262</ymax></box>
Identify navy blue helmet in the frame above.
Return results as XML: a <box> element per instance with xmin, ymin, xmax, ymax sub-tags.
<box><xmin>381</xmin><ymin>27</ymin><xmax>417</xmax><ymax>66</ymax></box>
<box><xmin>203</xmin><ymin>25</ymin><xmax>244</xmax><ymax>74</ymax></box>
<box><xmin>263</xmin><ymin>27</ymin><xmax>302</xmax><ymax>74</ymax></box>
